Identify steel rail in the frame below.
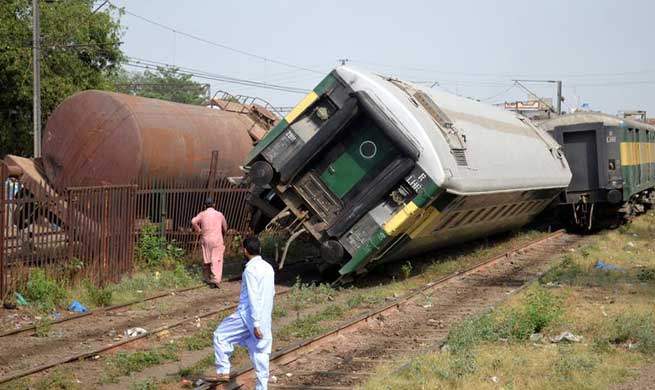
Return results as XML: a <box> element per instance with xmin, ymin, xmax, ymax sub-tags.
<box><xmin>0</xmin><ymin>286</ymin><xmax>292</xmax><ymax>385</ymax></box>
<box><xmin>214</xmin><ymin>229</ymin><xmax>567</xmax><ymax>389</ymax></box>
<box><xmin>0</xmin><ymin>283</ymin><xmax>210</xmax><ymax>338</ymax></box>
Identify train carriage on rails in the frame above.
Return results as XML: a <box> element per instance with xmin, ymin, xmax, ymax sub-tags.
<box><xmin>540</xmin><ymin>113</ymin><xmax>655</xmax><ymax>229</ymax></box>
<box><xmin>245</xmin><ymin>66</ymin><xmax>572</xmax><ymax>280</ymax></box>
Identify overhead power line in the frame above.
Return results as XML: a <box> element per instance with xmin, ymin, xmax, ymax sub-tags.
<box><xmin>349</xmin><ymin>59</ymin><xmax>655</xmax><ymax>79</ymax></box>
<box><xmin>108</xmin><ymin>1</ymin><xmax>323</xmax><ymax>75</ymax></box>
<box><xmin>125</xmin><ymin>57</ymin><xmax>310</xmax><ymax>94</ymax></box>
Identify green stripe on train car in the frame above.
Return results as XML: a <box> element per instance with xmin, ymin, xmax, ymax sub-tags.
<box><xmin>245</xmin><ymin>73</ymin><xmax>338</xmax><ymax>165</ymax></box>
<box><xmin>413</xmin><ymin>182</ymin><xmax>441</xmax><ymax>208</ymax></box>
<box><xmin>338</xmin><ymin>229</ymin><xmax>389</xmax><ymax>275</ymax></box>
<box><xmin>337</xmin><ymin>178</ymin><xmax>442</xmax><ymax>276</ymax></box>
<box><xmin>314</xmin><ymin>73</ymin><xmax>337</xmax><ymax>95</ymax></box>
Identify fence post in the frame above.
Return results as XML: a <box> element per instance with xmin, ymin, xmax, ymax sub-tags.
<box><xmin>0</xmin><ymin>163</ymin><xmax>6</xmax><ymax>300</ymax></box>
<box><xmin>66</xmin><ymin>189</ymin><xmax>74</xmax><ymax>270</ymax></box>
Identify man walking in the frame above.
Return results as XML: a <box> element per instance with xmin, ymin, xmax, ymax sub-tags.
<box><xmin>191</xmin><ymin>197</ymin><xmax>228</xmax><ymax>287</ymax></box>
<box><xmin>206</xmin><ymin>237</ymin><xmax>275</xmax><ymax>390</ymax></box>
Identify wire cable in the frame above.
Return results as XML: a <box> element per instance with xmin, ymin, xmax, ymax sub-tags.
<box><xmin>124</xmin><ymin>59</ymin><xmax>310</xmax><ymax>94</ymax></box>
<box><xmin>109</xmin><ymin>1</ymin><xmax>323</xmax><ymax>75</ymax></box>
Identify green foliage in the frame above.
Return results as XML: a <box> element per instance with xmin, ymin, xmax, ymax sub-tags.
<box><xmin>400</xmin><ymin>261</ymin><xmax>413</xmax><ymax>279</ymax></box>
<box><xmin>540</xmin><ymin>255</ymin><xmax>583</xmax><ymax>284</ymax></box>
<box><xmin>130</xmin><ymin>378</ymin><xmax>158</xmax><ymax>390</ymax></box>
<box><xmin>288</xmin><ymin>277</ymin><xmax>337</xmax><ymax>315</ymax></box>
<box><xmin>610</xmin><ymin>313</ymin><xmax>655</xmax><ymax>354</ymax></box>
<box><xmin>447</xmin><ymin>286</ymin><xmax>563</xmax><ymax>350</ymax></box>
<box><xmin>34</xmin><ymin>317</ymin><xmax>52</xmax><ymax>337</ymax></box>
<box><xmin>0</xmin><ymin>0</ymin><xmax>124</xmax><ymax>156</ymax></box>
<box><xmin>553</xmin><ymin>346</ymin><xmax>599</xmax><ymax>380</ymax></box>
<box><xmin>105</xmin><ymin>343</ymin><xmax>179</xmax><ymax>379</ymax></box>
<box><xmin>523</xmin><ymin>287</ymin><xmax>564</xmax><ymax>333</ymax></box>
<box><xmin>135</xmin><ymin>224</ymin><xmax>184</xmax><ymax>268</ymax></box>
<box><xmin>278</xmin><ymin>304</ymin><xmax>345</xmax><ymax>340</ymax></box>
<box><xmin>111</xmin><ymin>66</ymin><xmax>207</xmax><ymax>105</ymax></box>
<box><xmin>82</xmin><ymin>279</ymin><xmax>112</xmax><ymax>307</ymax></box>
<box><xmin>21</xmin><ymin>269</ymin><xmax>67</xmax><ymax>312</ymax></box>
<box><xmin>637</xmin><ymin>268</ymin><xmax>655</xmax><ymax>282</ymax></box>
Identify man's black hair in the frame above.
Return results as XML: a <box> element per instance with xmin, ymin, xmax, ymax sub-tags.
<box><xmin>204</xmin><ymin>196</ymin><xmax>213</xmax><ymax>208</ymax></box>
<box><xmin>243</xmin><ymin>236</ymin><xmax>261</xmax><ymax>256</ymax></box>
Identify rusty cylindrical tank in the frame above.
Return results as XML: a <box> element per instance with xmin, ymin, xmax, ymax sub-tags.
<box><xmin>42</xmin><ymin>90</ymin><xmax>261</xmax><ymax>191</ymax></box>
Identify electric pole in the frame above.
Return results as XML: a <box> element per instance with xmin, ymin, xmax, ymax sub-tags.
<box><xmin>32</xmin><ymin>0</ymin><xmax>42</xmax><ymax>158</ymax></box>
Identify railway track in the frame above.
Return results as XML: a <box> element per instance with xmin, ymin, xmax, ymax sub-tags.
<box><xmin>195</xmin><ymin>229</ymin><xmax>582</xmax><ymax>390</ymax></box>
<box><xmin>0</xmin><ymin>278</ymin><xmax>247</xmax><ymax>384</ymax></box>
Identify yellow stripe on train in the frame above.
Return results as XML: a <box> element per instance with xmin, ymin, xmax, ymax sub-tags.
<box><xmin>620</xmin><ymin>142</ymin><xmax>655</xmax><ymax>166</ymax></box>
<box><xmin>383</xmin><ymin>201</ymin><xmax>420</xmax><ymax>236</ymax></box>
<box><xmin>284</xmin><ymin>91</ymin><xmax>319</xmax><ymax>124</ymax></box>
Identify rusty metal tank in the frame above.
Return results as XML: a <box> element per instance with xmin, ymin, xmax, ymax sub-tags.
<box><xmin>42</xmin><ymin>90</ymin><xmax>265</xmax><ymax>191</ymax></box>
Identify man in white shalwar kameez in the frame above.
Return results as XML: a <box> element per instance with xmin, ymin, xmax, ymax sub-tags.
<box><xmin>205</xmin><ymin>236</ymin><xmax>275</xmax><ymax>390</ymax></box>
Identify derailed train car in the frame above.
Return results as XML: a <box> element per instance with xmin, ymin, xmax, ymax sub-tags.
<box><xmin>245</xmin><ymin>66</ymin><xmax>572</xmax><ymax>279</ymax></box>
<box><xmin>540</xmin><ymin>113</ymin><xmax>655</xmax><ymax>228</ymax></box>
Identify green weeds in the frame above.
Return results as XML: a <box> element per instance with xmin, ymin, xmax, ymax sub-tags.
<box><xmin>278</xmin><ymin>304</ymin><xmax>345</xmax><ymax>341</ymax></box>
<box><xmin>104</xmin><ymin>343</ymin><xmax>179</xmax><ymax>381</ymax></box>
<box><xmin>135</xmin><ymin>223</ymin><xmax>184</xmax><ymax>268</ymax></box>
<box><xmin>21</xmin><ymin>269</ymin><xmax>68</xmax><ymax>312</ymax></box>
<box><xmin>82</xmin><ymin>279</ymin><xmax>113</xmax><ymax>307</ymax></box>
<box><xmin>609</xmin><ymin>313</ymin><xmax>655</xmax><ymax>354</ymax></box>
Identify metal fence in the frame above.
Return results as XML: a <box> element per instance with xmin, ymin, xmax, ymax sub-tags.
<box><xmin>0</xmin><ymin>160</ymin><xmax>251</xmax><ymax>298</ymax></box>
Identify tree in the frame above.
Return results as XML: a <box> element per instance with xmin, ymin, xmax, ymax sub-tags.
<box><xmin>0</xmin><ymin>0</ymin><xmax>123</xmax><ymax>158</ymax></box>
<box><xmin>111</xmin><ymin>66</ymin><xmax>209</xmax><ymax>105</ymax></box>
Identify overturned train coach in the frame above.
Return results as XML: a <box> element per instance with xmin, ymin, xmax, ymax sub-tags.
<box><xmin>540</xmin><ymin>113</ymin><xmax>655</xmax><ymax>228</ymax></box>
<box><xmin>245</xmin><ymin>66</ymin><xmax>572</xmax><ymax>279</ymax></box>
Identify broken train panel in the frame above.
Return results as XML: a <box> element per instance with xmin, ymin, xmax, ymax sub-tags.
<box><xmin>245</xmin><ymin>66</ymin><xmax>572</xmax><ymax>278</ymax></box>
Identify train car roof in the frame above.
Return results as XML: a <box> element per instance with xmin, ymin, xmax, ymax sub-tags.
<box><xmin>334</xmin><ymin>66</ymin><xmax>571</xmax><ymax>195</ymax></box>
<box><xmin>539</xmin><ymin>112</ymin><xmax>655</xmax><ymax>132</ymax></box>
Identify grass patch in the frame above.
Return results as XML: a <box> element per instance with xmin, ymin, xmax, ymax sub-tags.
<box><xmin>278</xmin><ymin>304</ymin><xmax>345</xmax><ymax>341</ymax></box>
<box><xmin>130</xmin><ymin>378</ymin><xmax>159</xmax><ymax>390</ymax></box>
<box><xmin>446</xmin><ymin>285</ymin><xmax>563</xmax><ymax>351</ymax></box>
<box><xmin>364</xmin><ymin>212</ymin><xmax>655</xmax><ymax>390</ymax></box>
<box><xmin>609</xmin><ymin>312</ymin><xmax>655</xmax><ymax>354</ymax></box>
<box><xmin>0</xmin><ymin>369</ymin><xmax>80</xmax><ymax>390</ymax></box>
<box><xmin>103</xmin><ymin>343</ymin><xmax>179</xmax><ymax>382</ymax></box>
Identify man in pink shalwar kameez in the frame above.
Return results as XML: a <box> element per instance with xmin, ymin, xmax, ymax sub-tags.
<box><xmin>192</xmin><ymin>198</ymin><xmax>228</xmax><ymax>287</ymax></box>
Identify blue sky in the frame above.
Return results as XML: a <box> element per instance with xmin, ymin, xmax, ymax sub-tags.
<box><xmin>108</xmin><ymin>0</ymin><xmax>655</xmax><ymax>116</ymax></box>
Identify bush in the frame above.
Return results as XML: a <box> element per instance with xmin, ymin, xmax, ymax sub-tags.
<box><xmin>21</xmin><ymin>269</ymin><xmax>68</xmax><ymax>312</ymax></box>
<box><xmin>136</xmin><ymin>224</ymin><xmax>184</xmax><ymax>268</ymax></box>
<box><xmin>523</xmin><ymin>287</ymin><xmax>563</xmax><ymax>333</ymax></box>
<box><xmin>83</xmin><ymin>279</ymin><xmax>113</xmax><ymax>307</ymax></box>
<box><xmin>400</xmin><ymin>261</ymin><xmax>413</xmax><ymax>279</ymax></box>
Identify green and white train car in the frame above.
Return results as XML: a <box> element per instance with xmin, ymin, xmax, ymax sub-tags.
<box><xmin>245</xmin><ymin>66</ymin><xmax>572</xmax><ymax>278</ymax></box>
<box><xmin>540</xmin><ymin>113</ymin><xmax>655</xmax><ymax>228</ymax></box>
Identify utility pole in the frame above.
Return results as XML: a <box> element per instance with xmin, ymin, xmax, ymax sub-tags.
<box><xmin>338</xmin><ymin>58</ymin><xmax>349</xmax><ymax>66</ymax></box>
<box><xmin>513</xmin><ymin>79</ymin><xmax>563</xmax><ymax>116</ymax></box>
<box><xmin>556</xmin><ymin>80</ymin><xmax>562</xmax><ymax>115</ymax></box>
<box><xmin>32</xmin><ymin>0</ymin><xmax>42</xmax><ymax>158</ymax></box>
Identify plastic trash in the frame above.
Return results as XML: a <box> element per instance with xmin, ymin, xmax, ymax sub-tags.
<box><xmin>594</xmin><ymin>260</ymin><xmax>623</xmax><ymax>271</ymax></box>
<box><xmin>14</xmin><ymin>292</ymin><xmax>28</xmax><ymax>306</ymax></box>
<box><xmin>51</xmin><ymin>311</ymin><xmax>62</xmax><ymax>320</ymax></box>
<box><xmin>125</xmin><ymin>327</ymin><xmax>147</xmax><ymax>338</ymax></box>
<box><xmin>550</xmin><ymin>331</ymin><xmax>583</xmax><ymax>343</ymax></box>
<box><xmin>67</xmin><ymin>300</ymin><xmax>89</xmax><ymax>313</ymax></box>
